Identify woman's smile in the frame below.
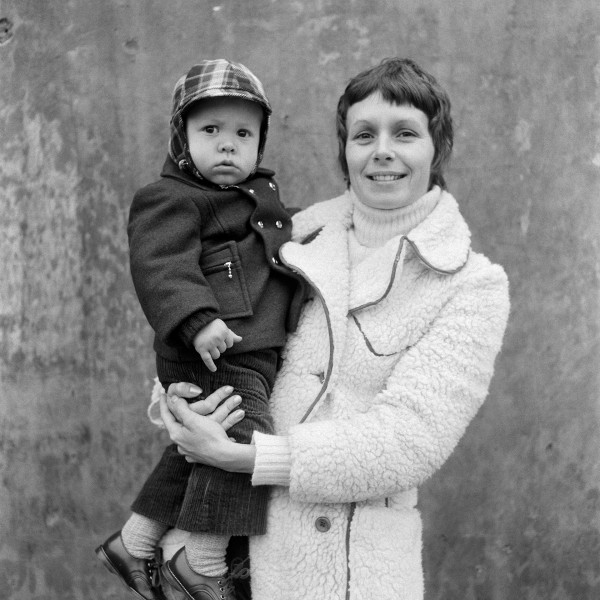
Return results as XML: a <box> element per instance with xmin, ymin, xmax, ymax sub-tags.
<box><xmin>366</xmin><ymin>172</ymin><xmax>407</xmax><ymax>182</ymax></box>
<box><xmin>345</xmin><ymin>92</ymin><xmax>435</xmax><ymax>209</ymax></box>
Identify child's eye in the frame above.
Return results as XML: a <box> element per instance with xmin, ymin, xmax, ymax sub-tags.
<box><xmin>237</xmin><ymin>129</ymin><xmax>252</xmax><ymax>138</ymax></box>
<box><xmin>203</xmin><ymin>125</ymin><xmax>218</xmax><ymax>134</ymax></box>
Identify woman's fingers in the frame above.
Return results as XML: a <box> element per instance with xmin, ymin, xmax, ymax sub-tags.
<box><xmin>162</xmin><ymin>383</ymin><xmax>245</xmax><ymax>434</ymax></box>
<box><xmin>207</xmin><ymin>395</ymin><xmax>243</xmax><ymax>429</ymax></box>
<box><xmin>187</xmin><ymin>385</ymin><xmax>235</xmax><ymax>415</ymax></box>
<box><xmin>167</xmin><ymin>382</ymin><xmax>202</xmax><ymax>399</ymax></box>
<box><xmin>159</xmin><ymin>393</ymin><xmax>182</xmax><ymax>432</ymax></box>
<box><xmin>162</xmin><ymin>392</ymin><xmax>197</xmax><ymax>430</ymax></box>
<box><xmin>220</xmin><ymin>409</ymin><xmax>245</xmax><ymax>432</ymax></box>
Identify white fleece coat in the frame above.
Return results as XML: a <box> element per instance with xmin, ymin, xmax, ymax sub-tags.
<box><xmin>249</xmin><ymin>189</ymin><xmax>509</xmax><ymax>600</ymax></box>
<box><xmin>160</xmin><ymin>189</ymin><xmax>509</xmax><ymax>600</ymax></box>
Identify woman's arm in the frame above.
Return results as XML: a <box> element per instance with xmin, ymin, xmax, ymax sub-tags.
<box><xmin>281</xmin><ymin>263</ymin><xmax>510</xmax><ymax>504</ymax></box>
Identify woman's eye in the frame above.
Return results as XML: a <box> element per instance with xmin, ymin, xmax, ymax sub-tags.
<box><xmin>397</xmin><ymin>130</ymin><xmax>416</xmax><ymax>139</ymax></box>
<box><xmin>354</xmin><ymin>132</ymin><xmax>372</xmax><ymax>141</ymax></box>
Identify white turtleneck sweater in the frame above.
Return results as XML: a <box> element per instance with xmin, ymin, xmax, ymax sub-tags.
<box><xmin>348</xmin><ymin>186</ymin><xmax>440</xmax><ymax>259</ymax></box>
<box><xmin>252</xmin><ymin>187</ymin><xmax>440</xmax><ymax>487</ymax></box>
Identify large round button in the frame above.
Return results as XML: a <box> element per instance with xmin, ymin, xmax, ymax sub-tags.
<box><xmin>315</xmin><ymin>517</ymin><xmax>331</xmax><ymax>532</ymax></box>
<box><xmin>275</xmin><ymin>220</ymin><xmax>283</xmax><ymax>229</ymax></box>
<box><xmin>269</xmin><ymin>182</ymin><xmax>277</xmax><ymax>190</ymax></box>
<box><xmin>257</xmin><ymin>221</ymin><xmax>264</xmax><ymax>228</ymax></box>
<box><xmin>272</xmin><ymin>256</ymin><xmax>280</xmax><ymax>265</ymax></box>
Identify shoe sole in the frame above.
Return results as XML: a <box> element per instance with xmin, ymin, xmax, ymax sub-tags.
<box><xmin>95</xmin><ymin>545</ymin><xmax>153</xmax><ymax>600</ymax></box>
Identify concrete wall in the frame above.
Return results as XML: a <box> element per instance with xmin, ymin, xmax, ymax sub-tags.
<box><xmin>0</xmin><ymin>1</ymin><xmax>598</xmax><ymax>598</ymax></box>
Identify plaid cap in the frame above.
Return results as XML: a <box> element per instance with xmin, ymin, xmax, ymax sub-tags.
<box><xmin>169</xmin><ymin>59</ymin><xmax>272</xmax><ymax>177</ymax></box>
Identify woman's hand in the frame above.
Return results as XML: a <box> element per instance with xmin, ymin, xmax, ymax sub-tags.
<box><xmin>159</xmin><ymin>383</ymin><xmax>256</xmax><ymax>473</ymax></box>
<box><xmin>167</xmin><ymin>382</ymin><xmax>244</xmax><ymax>427</ymax></box>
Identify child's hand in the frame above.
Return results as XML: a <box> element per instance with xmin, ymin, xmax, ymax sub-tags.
<box><xmin>192</xmin><ymin>319</ymin><xmax>242</xmax><ymax>372</ymax></box>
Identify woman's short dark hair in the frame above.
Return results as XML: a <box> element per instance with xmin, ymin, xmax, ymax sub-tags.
<box><xmin>336</xmin><ymin>58</ymin><xmax>453</xmax><ymax>189</ymax></box>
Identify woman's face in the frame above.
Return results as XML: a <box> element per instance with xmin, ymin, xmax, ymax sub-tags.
<box><xmin>345</xmin><ymin>92</ymin><xmax>435</xmax><ymax>210</ymax></box>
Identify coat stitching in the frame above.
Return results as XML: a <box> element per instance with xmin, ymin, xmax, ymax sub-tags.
<box><xmin>277</xmin><ymin>254</ymin><xmax>335</xmax><ymax>424</ymax></box>
<box><xmin>350</xmin><ymin>314</ymin><xmax>399</xmax><ymax>357</ymax></box>
<box><xmin>348</xmin><ymin>237</ymin><xmax>406</xmax><ymax>314</ymax></box>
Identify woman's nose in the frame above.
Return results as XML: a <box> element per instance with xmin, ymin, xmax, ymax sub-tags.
<box><xmin>374</xmin><ymin>137</ymin><xmax>394</xmax><ymax>161</ymax></box>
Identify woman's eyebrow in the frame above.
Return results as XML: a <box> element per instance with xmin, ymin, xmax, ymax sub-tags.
<box><xmin>392</xmin><ymin>118</ymin><xmax>425</xmax><ymax>128</ymax></box>
<box><xmin>348</xmin><ymin>119</ymin><xmax>375</xmax><ymax>131</ymax></box>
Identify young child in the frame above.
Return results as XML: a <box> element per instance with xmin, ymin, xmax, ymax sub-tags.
<box><xmin>96</xmin><ymin>59</ymin><xmax>304</xmax><ymax>600</ymax></box>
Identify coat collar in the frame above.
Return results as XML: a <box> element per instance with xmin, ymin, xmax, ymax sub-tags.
<box><xmin>286</xmin><ymin>189</ymin><xmax>471</xmax><ymax>310</ymax></box>
<box><xmin>348</xmin><ymin>189</ymin><xmax>471</xmax><ymax>310</ymax></box>
<box><xmin>279</xmin><ymin>189</ymin><xmax>472</xmax><ymax>422</ymax></box>
<box><xmin>405</xmin><ymin>188</ymin><xmax>471</xmax><ymax>274</ymax></box>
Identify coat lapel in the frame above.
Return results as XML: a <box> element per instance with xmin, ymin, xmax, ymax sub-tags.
<box><xmin>405</xmin><ymin>191</ymin><xmax>471</xmax><ymax>273</ymax></box>
<box><xmin>349</xmin><ymin>191</ymin><xmax>472</xmax><ymax>310</ymax></box>
<box><xmin>278</xmin><ymin>190</ymin><xmax>472</xmax><ymax>420</ymax></box>
<box><xmin>279</xmin><ymin>221</ymin><xmax>351</xmax><ymax>421</ymax></box>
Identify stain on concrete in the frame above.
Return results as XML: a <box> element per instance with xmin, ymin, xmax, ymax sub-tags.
<box><xmin>0</xmin><ymin>17</ymin><xmax>13</xmax><ymax>44</ymax></box>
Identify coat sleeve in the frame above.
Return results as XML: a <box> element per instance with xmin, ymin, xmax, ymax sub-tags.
<box><xmin>128</xmin><ymin>185</ymin><xmax>219</xmax><ymax>346</ymax></box>
<box><xmin>286</xmin><ymin>263</ymin><xmax>510</xmax><ymax>504</ymax></box>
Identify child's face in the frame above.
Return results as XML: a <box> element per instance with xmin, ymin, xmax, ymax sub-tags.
<box><xmin>185</xmin><ymin>97</ymin><xmax>263</xmax><ymax>185</ymax></box>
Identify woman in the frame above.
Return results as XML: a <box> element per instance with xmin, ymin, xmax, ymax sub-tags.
<box><xmin>156</xmin><ymin>58</ymin><xmax>510</xmax><ymax>599</ymax></box>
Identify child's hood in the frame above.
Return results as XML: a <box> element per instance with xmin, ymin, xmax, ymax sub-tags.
<box><xmin>168</xmin><ymin>59</ymin><xmax>272</xmax><ymax>178</ymax></box>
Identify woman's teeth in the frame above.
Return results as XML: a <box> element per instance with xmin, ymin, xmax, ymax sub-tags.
<box><xmin>369</xmin><ymin>174</ymin><xmax>404</xmax><ymax>181</ymax></box>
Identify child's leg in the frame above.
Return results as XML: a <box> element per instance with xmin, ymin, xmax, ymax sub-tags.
<box><xmin>176</xmin><ymin>351</ymin><xmax>276</xmax><ymax>535</ymax></box>
<box><xmin>121</xmin><ymin>512</ymin><xmax>169</xmax><ymax>559</ymax></box>
<box><xmin>185</xmin><ymin>532</ymin><xmax>231</xmax><ymax>577</ymax></box>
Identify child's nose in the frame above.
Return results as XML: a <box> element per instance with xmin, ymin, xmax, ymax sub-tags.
<box><xmin>219</xmin><ymin>139</ymin><xmax>236</xmax><ymax>153</ymax></box>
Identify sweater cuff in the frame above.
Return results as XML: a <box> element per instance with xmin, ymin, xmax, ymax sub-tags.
<box><xmin>176</xmin><ymin>311</ymin><xmax>217</xmax><ymax>348</ymax></box>
<box><xmin>251</xmin><ymin>432</ymin><xmax>292</xmax><ymax>487</ymax></box>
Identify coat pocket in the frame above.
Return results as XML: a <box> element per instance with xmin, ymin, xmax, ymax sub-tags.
<box><xmin>200</xmin><ymin>242</ymin><xmax>253</xmax><ymax>319</ymax></box>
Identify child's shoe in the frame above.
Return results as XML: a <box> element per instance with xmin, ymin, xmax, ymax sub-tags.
<box><xmin>161</xmin><ymin>547</ymin><xmax>236</xmax><ymax>600</ymax></box>
<box><xmin>95</xmin><ymin>531</ymin><xmax>165</xmax><ymax>600</ymax></box>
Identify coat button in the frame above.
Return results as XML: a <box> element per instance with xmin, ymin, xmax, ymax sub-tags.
<box><xmin>272</xmin><ymin>256</ymin><xmax>280</xmax><ymax>265</ymax></box>
<box><xmin>257</xmin><ymin>221</ymin><xmax>264</xmax><ymax>228</ymax></box>
<box><xmin>269</xmin><ymin>182</ymin><xmax>276</xmax><ymax>190</ymax></box>
<box><xmin>275</xmin><ymin>220</ymin><xmax>283</xmax><ymax>229</ymax></box>
<box><xmin>315</xmin><ymin>517</ymin><xmax>331</xmax><ymax>532</ymax></box>
<box><xmin>248</xmin><ymin>189</ymin><xmax>255</xmax><ymax>194</ymax></box>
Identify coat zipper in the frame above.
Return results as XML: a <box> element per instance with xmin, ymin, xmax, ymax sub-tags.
<box><xmin>277</xmin><ymin>253</ymin><xmax>335</xmax><ymax>424</ymax></box>
<box><xmin>345</xmin><ymin>502</ymin><xmax>356</xmax><ymax>600</ymax></box>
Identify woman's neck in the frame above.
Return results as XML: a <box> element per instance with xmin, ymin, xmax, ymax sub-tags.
<box><xmin>349</xmin><ymin>186</ymin><xmax>441</xmax><ymax>248</ymax></box>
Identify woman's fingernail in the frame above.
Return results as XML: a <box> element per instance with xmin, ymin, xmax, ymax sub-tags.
<box><xmin>189</xmin><ymin>385</ymin><xmax>202</xmax><ymax>394</ymax></box>
<box><xmin>232</xmin><ymin>396</ymin><xmax>242</xmax><ymax>405</ymax></box>
<box><xmin>224</xmin><ymin>386</ymin><xmax>234</xmax><ymax>393</ymax></box>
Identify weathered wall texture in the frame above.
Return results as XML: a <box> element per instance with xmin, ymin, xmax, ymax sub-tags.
<box><xmin>0</xmin><ymin>1</ymin><xmax>598</xmax><ymax>598</ymax></box>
